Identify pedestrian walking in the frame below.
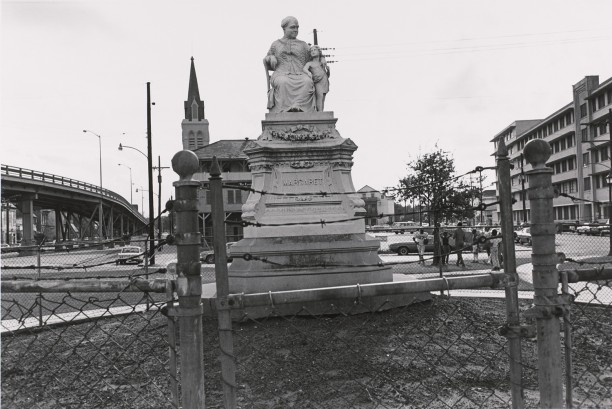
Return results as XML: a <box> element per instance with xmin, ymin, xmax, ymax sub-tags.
<box><xmin>441</xmin><ymin>231</ymin><xmax>451</xmax><ymax>265</ymax></box>
<box><xmin>471</xmin><ymin>229</ymin><xmax>479</xmax><ymax>263</ymax></box>
<box><xmin>489</xmin><ymin>229</ymin><xmax>502</xmax><ymax>271</ymax></box>
<box><xmin>413</xmin><ymin>228</ymin><xmax>428</xmax><ymax>265</ymax></box>
<box><xmin>453</xmin><ymin>222</ymin><xmax>466</xmax><ymax>268</ymax></box>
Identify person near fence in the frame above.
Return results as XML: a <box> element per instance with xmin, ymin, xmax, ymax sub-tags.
<box><xmin>413</xmin><ymin>228</ymin><xmax>428</xmax><ymax>265</ymax></box>
<box><xmin>471</xmin><ymin>228</ymin><xmax>480</xmax><ymax>263</ymax></box>
<box><xmin>453</xmin><ymin>223</ymin><xmax>466</xmax><ymax>268</ymax></box>
<box><xmin>480</xmin><ymin>226</ymin><xmax>491</xmax><ymax>264</ymax></box>
<box><xmin>489</xmin><ymin>229</ymin><xmax>502</xmax><ymax>270</ymax></box>
<box><xmin>440</xmin><ymin>231</ymin><xmax>451</xmax><ymax>265</ymax></box>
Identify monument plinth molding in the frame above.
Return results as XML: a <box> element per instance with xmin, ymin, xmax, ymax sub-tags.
<box><xmin>228</xmin><ymin>112</ymin><xmax>392</xmax><ymax>294</ymax></box>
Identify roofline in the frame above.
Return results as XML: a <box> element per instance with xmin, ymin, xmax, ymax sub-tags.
<box><xmin>489</xmin><ymin>119</ymin><xmax>542</xmax><ymax>143</ymax></box>
<box><xmin>586</xmin><ymin>75</ymin><xmax>612</xmax><ymax>99</ymax></box>
<box><xmin>516</xmin><ymin>102</ymin><xmax>573</xmax><ymax>139</ymax></box>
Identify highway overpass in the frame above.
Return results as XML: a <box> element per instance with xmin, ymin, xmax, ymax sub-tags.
<box><xmin>1</xmin><ymin>164</ymin><xmax>147</xmax><ymax>245</ymax></box>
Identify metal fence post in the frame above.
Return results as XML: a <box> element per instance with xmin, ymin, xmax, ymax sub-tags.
<box><xmin>209</xmin><ymin>156</ymin><xmax>237</xmax><ymax>408</ymax></box>
<box><xmin>171</xmin><ymin>150</ymin><xmax>205</xmax><ymax>408</ymax></box>
<box><xmin>496</xmin><ymin>139</ymin><xmax>524</xmax><ymax>409</ymax></box>
<box><xmin>523</xmin><ymin>139</ymin><xmax>563</xmax><ymax>408</ymax></box>
<box><xmin>37</xmin><ymin>245</ymin><xmax>43</xmax><ymax>327</ymax></box>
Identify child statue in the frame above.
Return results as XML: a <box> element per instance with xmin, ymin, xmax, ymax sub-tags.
<box><xmin>303</xmin><ymin>45</ymin><xmax>330</xmax><ymax>112</ymax></box>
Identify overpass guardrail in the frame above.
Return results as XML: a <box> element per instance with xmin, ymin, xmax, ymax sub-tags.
<box><xmin>1</xmin><ymin>164</ymin><xmax>146</xmax><ymax>223</ymax></box>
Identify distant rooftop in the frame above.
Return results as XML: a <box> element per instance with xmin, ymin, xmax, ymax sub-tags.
<box><xmin>192</xmin><ymin>139</ymin><xmax>251</xmax><ymax>160</ymax></box>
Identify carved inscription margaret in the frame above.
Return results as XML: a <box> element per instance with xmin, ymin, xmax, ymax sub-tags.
<box><xmin>282</xmin><ymin>177</ymin><xmax>324</xmax><ymax>186</ymax></box>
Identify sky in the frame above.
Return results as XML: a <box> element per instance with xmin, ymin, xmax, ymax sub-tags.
<box><xmin>2</xmin><ymin>0</ymin><xmax>612</xmax><ymax>216</ymax></box>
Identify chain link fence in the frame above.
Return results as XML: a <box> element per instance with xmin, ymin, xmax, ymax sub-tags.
<box><xmin>2</xmin><ymin>144</ymin><xmax>612</xmax><ymax>408</ymax></box>
<box><xmin>1</xmin><ymin>279</ymin><xmax>175</xmax><ymax>408</ymax></box>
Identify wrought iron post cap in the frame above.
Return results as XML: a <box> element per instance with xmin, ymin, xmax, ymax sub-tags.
<box><xmin>171</xmin><ymin>150</ymin><xmax>199</xmax><ymax>181</ymax></box>
<box><xmin>523</xmin><ymin>139</ymin><xmax>552</xmax><ymax>169</ymax></box>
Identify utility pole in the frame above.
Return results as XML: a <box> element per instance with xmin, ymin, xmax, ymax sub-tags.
<box><xmin>520</xmin><ymin>153</ymin><xmax>527</xmax><ymax>224</ymax></box>
<box><xmin>607</xmin><ymin>108</ymin><xmax>612</xmax><ymax>255</ymax></box>
<box><xmin>478</xmin><ymin>168</ymin><xmax>484</xmax><ymax>224</ymax></box>
<box><xmin>146</xmin><ymin>82</ymin><xmax>155</xmax><ymax>265</ymax></box>
<box><xmin>311</xmin><ymin>28</ymin><xmax>336</xmax><ymax>64</ymax></box>
<box><xmin>153</xmin><ymin>155</ymin><xmax>170</xmax><ymax>242</ymax></box>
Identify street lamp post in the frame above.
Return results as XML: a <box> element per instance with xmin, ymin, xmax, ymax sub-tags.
<box><xmin>118</xmin><ymin>163</ymin><xmax>133</xmax><ymax>204</ymax></box>
<box><xmin>119</xmin><ymin>137</ymin><xmax>155</xmax><ymax>263</ymax></box>
<box><xmin>83</xmin><ymin>129</ymin><xmax>104</xmax><ymax>241</ymax></box>
<box><xmin>136</xmin><ymin>186</ymin><xmax>145</xmax><ymax>216</ymax></box>
<box><xmin>153</xmin><ymin>156</ymin><xmax>170</xmax><ymax>242</ymax></box>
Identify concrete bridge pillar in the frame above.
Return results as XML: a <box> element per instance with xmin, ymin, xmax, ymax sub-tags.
<box><xmin>55</xmin><ymin>208</ymin><xmax>62</xmax><ymax>242</ymax></box>
<box><xmin>20</xmin><ymin>196</ymin><xmax>36</xmax><ymax>246</ymax></box>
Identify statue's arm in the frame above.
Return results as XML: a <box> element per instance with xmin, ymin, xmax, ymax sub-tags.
<box><xmin>264</xmin><ymin>45</ymin><xmax>277</xmax><ymax>71</ymax></box>
<box><xmin>321</xmin><ymin>56</ymin><xmax>330</xmax><ymax>78</ymax></box>
<box><xmin>302</xmin><ymin>62</ymin><xmax>312</xmax><ymax>78</ymax></box>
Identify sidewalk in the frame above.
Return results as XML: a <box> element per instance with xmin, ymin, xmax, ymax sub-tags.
<box><xmin>391</xmin><ymin>261</ymin><xmax>536</xmax><ymax>300</ymax></box>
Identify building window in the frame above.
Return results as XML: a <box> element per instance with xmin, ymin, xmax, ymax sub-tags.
<box><xmin>596</xmin><ymin>174</ymin><xmax>603</xmax><ymax>189</ymax></box>
<box><xmin>227</xmin><ymin>190</ymin><xmax>242</xmax><ymax>204</ymax></box>
<box><xmin>600</xmin><ymin>123</ymin><xmax>608</xmax><ymax>135</ymax></box>
<box><xmin>602</xmin><ymin>147</ymin><xmax>609</xmax><ymax>162</ymax></box>
<box><xmin>597</xmin><ymin>94</ymin><xmax>606</xmax><ymax>111</ymax></box>
<box><xmin>584</xmin><ymin>177</ymin><xmax>591</xmax><ymax>191</ymax></box>
<box><xmin>583</xmin><ymin>152</ymin><xmax>590</xmax><ymax>166</ymax></box>
<box><xmin>580</xmin><ymin>103</ymin><xmax>588</xmax><ymax>118</ymax></box>
<box><xmin>582</xmin><ymin>128</ymin><xmax>589</xmax><ymax>142</ymax></box>
<box><xmin>191</xmin><ymin>100</ymin><xmax>199</xmax><ymax>121</ymax></box>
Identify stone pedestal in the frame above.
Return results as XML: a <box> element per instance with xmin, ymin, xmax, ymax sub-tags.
<box><xmin>228</xmin><ymin>112</ymin><xmax>391</xmax><ymax>294</ymax></box>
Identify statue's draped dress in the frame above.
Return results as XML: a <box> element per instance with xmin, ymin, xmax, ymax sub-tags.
<box><xmin>267</xmin><ymin>38</ymin><xmax>315</xmax><ymax>113</ymax></box>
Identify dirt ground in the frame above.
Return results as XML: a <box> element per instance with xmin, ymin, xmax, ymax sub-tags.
<box><xmin>3</xmin><ymin>293</ymin><xmax>612</xmax><ymax>409</ymax></box>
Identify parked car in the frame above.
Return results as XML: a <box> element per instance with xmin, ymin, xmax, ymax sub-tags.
<box><xmin>515</xmin><ymin>228</ymin><xmax>532</xmax><ymax>245</ymax></box>
<box><xmin>366</xmin><ymin>225</ymin><xmax>390</xmax><ymax>232</ymax></box>
<box><xmin>200</xmin><ymin>242</ymin><xmax>236</xmax><ymax>264</ymax></box>
<box><xmin>391</xmin><ymin>221</ymin><xmax>418</xmax><ymax>234</ymax></box>
<box><xmin>116</xmin><ymin>246</ymin><xmax>143</xmax><ymax>265</ymax></box>
<box><xmin>577</xmin><ymin>223</ymin><xmax>603</xmax><ymax>235</ymax></box>
<box><xmin>389</xmin><ymin>234</ymin><xmax>436</xmax><ymax>255</ymax></box>
<box><xmin>389</xmin><ymin>228</ymin><xmax>480</xmax><ymax>256</ymax></box>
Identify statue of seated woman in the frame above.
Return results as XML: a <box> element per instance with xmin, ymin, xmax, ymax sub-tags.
<box><xmin>264</xmin><ymin>16</ymin><xmax>315</xmax><ymax>113</ymax></box>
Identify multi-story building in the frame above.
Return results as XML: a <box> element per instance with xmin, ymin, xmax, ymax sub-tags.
<box><xmin>357</xmin><ymin>185</ymin><xmax>396</xmax><ymax>226</ymax></box>
<box><xmin>491</xmin><ymin>75</ymin><xmax>612</xmax><ymax>225</ymax></box>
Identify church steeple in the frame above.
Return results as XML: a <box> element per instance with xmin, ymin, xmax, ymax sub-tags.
<box><xmin>184</xmin><ymin>57</ymin><xmax>205</xmax><ymax>121</ymax></box>
<box><xmin>181</xmin><ymin>57</ymin><xmax>209</xmax><ymax>150</ymax></box>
